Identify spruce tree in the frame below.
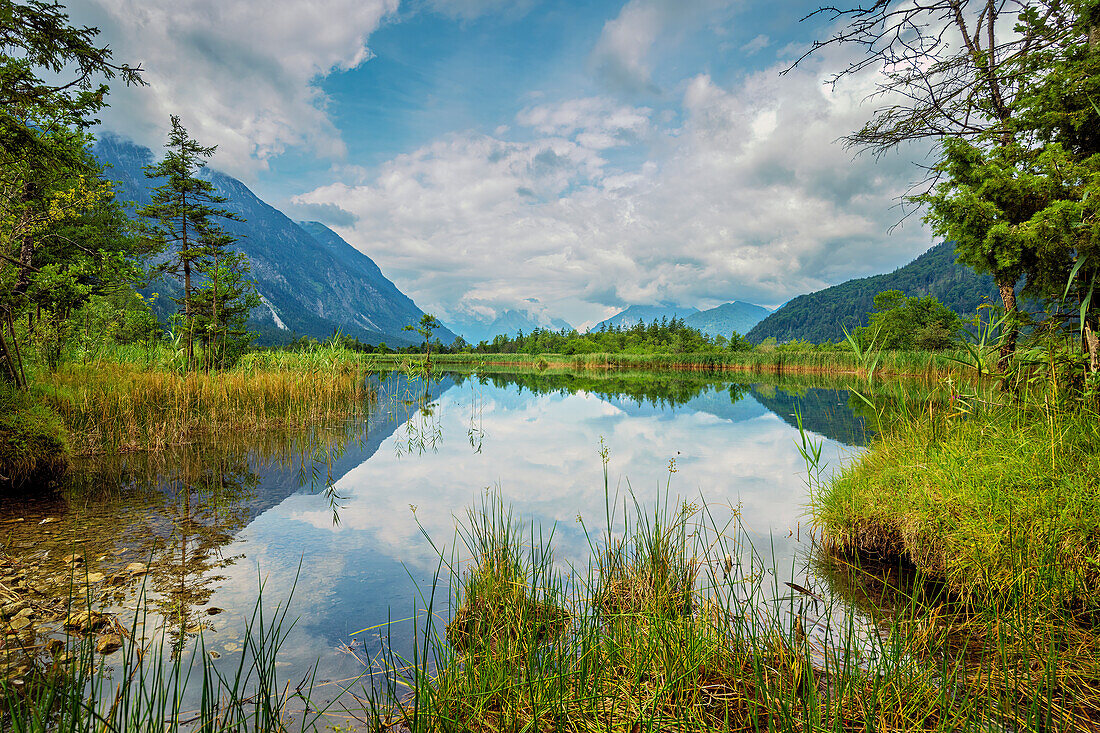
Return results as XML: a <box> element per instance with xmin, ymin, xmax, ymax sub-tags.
<box><xmin>139</xmin><ymin>116</ymin><xmax>243</xmax><ymax>369</ymax></box>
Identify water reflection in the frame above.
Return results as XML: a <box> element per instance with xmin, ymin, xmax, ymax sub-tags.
<box><xmin>0</xmin><ymin>369</ymin><xmax>878</xmax><ymax>695</ymax></box>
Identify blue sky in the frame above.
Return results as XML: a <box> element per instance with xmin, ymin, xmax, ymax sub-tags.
<box><xmin>80</xmin><ymin>0</ymin><xmax>933</xmax><ymax>330</ymax></box>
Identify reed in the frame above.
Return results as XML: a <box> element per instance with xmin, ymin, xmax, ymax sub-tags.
<box><xmin>42</xmin><ymin>354</ymin><xmax>373</xmax><ymax>456</ymax></box>
<box><xmin>376</xmin><ymin>348</ymin><xmax>967</xmax><ymax>380</ymax></box>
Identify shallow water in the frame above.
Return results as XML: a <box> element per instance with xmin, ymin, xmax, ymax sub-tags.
<box><xmin>0</xmin><ymin>369</ymin><xmax>875</xmax><ymax>706</ymax></box>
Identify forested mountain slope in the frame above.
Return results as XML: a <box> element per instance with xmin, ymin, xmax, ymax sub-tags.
<box><xmin>746</xmin><ymin>242</ymin><xmax>999</xmax><ymax>344</ymax></box>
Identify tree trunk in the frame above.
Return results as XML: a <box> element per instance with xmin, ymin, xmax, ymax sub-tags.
<box><xmin>183</xmin><ymin>258</ymin><xmax>192</xmax><ymax>369</ymax></box>
<box><xmin>0</xmin><ymin>320</ymin><xmax>20</xmax><ymax>386</ymax></box>
<box><xmin>996</xmin><ymin>278</ymin><xmax>1017</xmax><ymax>372</ymax></box>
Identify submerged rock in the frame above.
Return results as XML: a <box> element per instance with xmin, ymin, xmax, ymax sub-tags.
<box><xmin>95</xmin><ymin>634</ymin><xmax>122</xmax><ymax>654</ymax></box>
<box><xmin>64</xmin><ymin>611</ymin><xmax>109</xmax><ymax>632</ymax></box>
<box><xmin>123</xmin><ymin>562</ymin><xmax>148</xmax><ymax>576</ymax></box>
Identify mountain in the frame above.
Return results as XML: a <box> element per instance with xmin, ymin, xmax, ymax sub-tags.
<box><xmin>594</xmin><ymin>305</ymin><xmax>700</xmax><ymax>331</ymax></box>
<box><xmin>684</xmin><ymin>301</ymin><xmax>771</xmax><ymax>338</ymax></box>
<box><xmin>93</xmin><ymin>135</ymin><xmax>455</xmax><ymax>346</ymax></box>
<box><xmin>746</xmin><ymin>242</ymin><xmax>1000</xmax><ymax>344</ymax></box>
<box><xmin>451</xmin><ymin>309</ymin><xmax>574</xmax><ymax>344</ymax></box>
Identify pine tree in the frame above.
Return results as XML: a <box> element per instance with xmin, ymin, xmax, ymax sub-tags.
<box><xmin>139</xmin><ymin>116</ymin><xmax>243</xmax><ymax>369</ymax></box>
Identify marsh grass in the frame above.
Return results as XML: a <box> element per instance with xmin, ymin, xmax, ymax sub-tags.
<box><xmin>376</xmin><ymin>349</ymin><xmax>966</xmax><ymax>380</ymax></box>
<box><xmin>42</xmin><ymin>354</ymin><xmax>373</xmax><ymax>456</ymax></box>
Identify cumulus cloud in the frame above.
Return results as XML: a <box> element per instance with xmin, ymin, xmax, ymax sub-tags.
<box><xmin>74</xmin><ymin>0</ymin><xmax>399</xmax><ymax>178</ymax></box>
<box><xmin>517</xmin><ymin>97</ymin><xmax>651</xmax><ymax>149</ymax></box>
<box><xmin>283</xmin><ymin>201</ymin><xmax>360</xmax><ymax>228</ymax></box>
<box><xmin>590</xmin><ymin>1</ymin><xmax>664</xmax><ymax>94</ymax></box>
<box><xmin>293</xmin><ymin>53</ymin><xmax>933</xmax><ymax>326</ymax></box>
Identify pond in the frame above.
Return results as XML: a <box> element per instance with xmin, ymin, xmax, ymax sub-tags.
<box><xmin>0</xmin><ymin>368</ymin><xmax>877</xmax><ymax>710</ymax></box>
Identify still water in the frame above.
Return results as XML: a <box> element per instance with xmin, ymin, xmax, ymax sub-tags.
<box><xmin>1</xmin><ymin>369</ymin><xmax>873</xmax><ymax>701</ymax></box>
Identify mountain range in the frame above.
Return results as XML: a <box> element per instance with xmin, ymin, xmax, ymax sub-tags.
<box><xmin>450</xmin><ymin>309</ymin><xmax>575</xmax><ymax>345</ymax></box>
<box><xmin>94</xmin><ymin>135</ymin><xmax>456</xmax><ymax>347</ymax></box>
<box><xmin>594</xmin><ymin>302</ymin><xmax>771</xmax><ymax>338</ymax></box>
<box><xmin>745</xmin><ymin>241</ymin><xmax>1000</xmax><ymax>344</ymax></box>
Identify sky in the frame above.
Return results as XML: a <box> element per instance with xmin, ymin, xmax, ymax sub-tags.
<box><xmin>73</xmin><ymin>0</ymin><xmax>937</xmax><ymax>330</ymax></box>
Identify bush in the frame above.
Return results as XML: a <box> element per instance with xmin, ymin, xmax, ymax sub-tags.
<box><xmin>0</xmin><ymin>384</ymin><xmax>70</xmax><ymax>490</ymax></box>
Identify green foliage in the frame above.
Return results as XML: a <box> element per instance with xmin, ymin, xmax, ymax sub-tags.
<box><xmin>854</xmin><ymin>289</ymin><xmax>961</xmax><ymax>351</ymax></box>
<box><xmin>432</xmin><ymin>316</ymin><xmax>745</xmax><ymax>356</ymax></box>
<box><xmin>191</xmin><ymin>250</ymin><xmax>261</xmax><ymax>369</ymax></box>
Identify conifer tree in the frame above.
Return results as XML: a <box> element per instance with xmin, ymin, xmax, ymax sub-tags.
<box><xmin>140</xmin><ymin>116</ymin><xmax>243</xmax><ymax>369</ymax></box>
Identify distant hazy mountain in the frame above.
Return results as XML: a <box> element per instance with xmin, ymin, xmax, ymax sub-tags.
<box><xmin>452</xmin><ymin>309</ymin><xmax>574</xmax><ymax>344</ymax></box>
<box><xmin>746</xmin><ymin>242</ymin><xmax>999</xmax><ymax>344</ymax></box>
<box><xmin>594</xmin><ymin>305</ymin><xmax>700</xmax><ymax>331</ymax></box>
<box><xmin>684</xmin><ymin>302</ymin><xmax>771</xmax><ymax>338</ymax></box>
<box><xmin>593</xmin><ymin>302</ymin><xmax>769</xmax><ymax>337</ymax></box>
<box><xmin>94</xmin><ymin>135</ymin><xmax>455</xmax><ymax>346</ymax></box>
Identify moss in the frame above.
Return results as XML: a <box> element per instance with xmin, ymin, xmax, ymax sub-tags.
<box><xmin>0</xmin><ymin>383</ymin><xmax>70</xmax><ymax>491</ymax></box>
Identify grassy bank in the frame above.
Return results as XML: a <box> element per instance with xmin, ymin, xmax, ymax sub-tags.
<box><xmin>373</xmin><ymin>348</ymin><xmax>966</xmax><ymax>379</ymax></box>
<box><xmin>813</xmin><ymin>400</ymin><xmax>1100</xmax><ymax>616</ymax></box>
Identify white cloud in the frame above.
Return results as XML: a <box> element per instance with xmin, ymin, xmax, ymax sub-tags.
<box><xmin>293</xmin><ymin>51</ymin><xmax>934</xmax><ymax>327</ymax></box>
<box><xmin>590</xmin><ymin>1</ymin><xmax>664</xmax><ymax>94</ymax></box>
<box><xmin>74</xmin><ymin>0</ymin><xmax>399</xmax><ymax>178</ymax></box>
<box><xmin>517</xmin><ymin>97</ymin><xmax>652</xmax><ymax>149</ymax></box>
<box><xmin>741</xmin><ymin>34</ymin><xmax>770</xmax><ymax>55</ymax></box>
